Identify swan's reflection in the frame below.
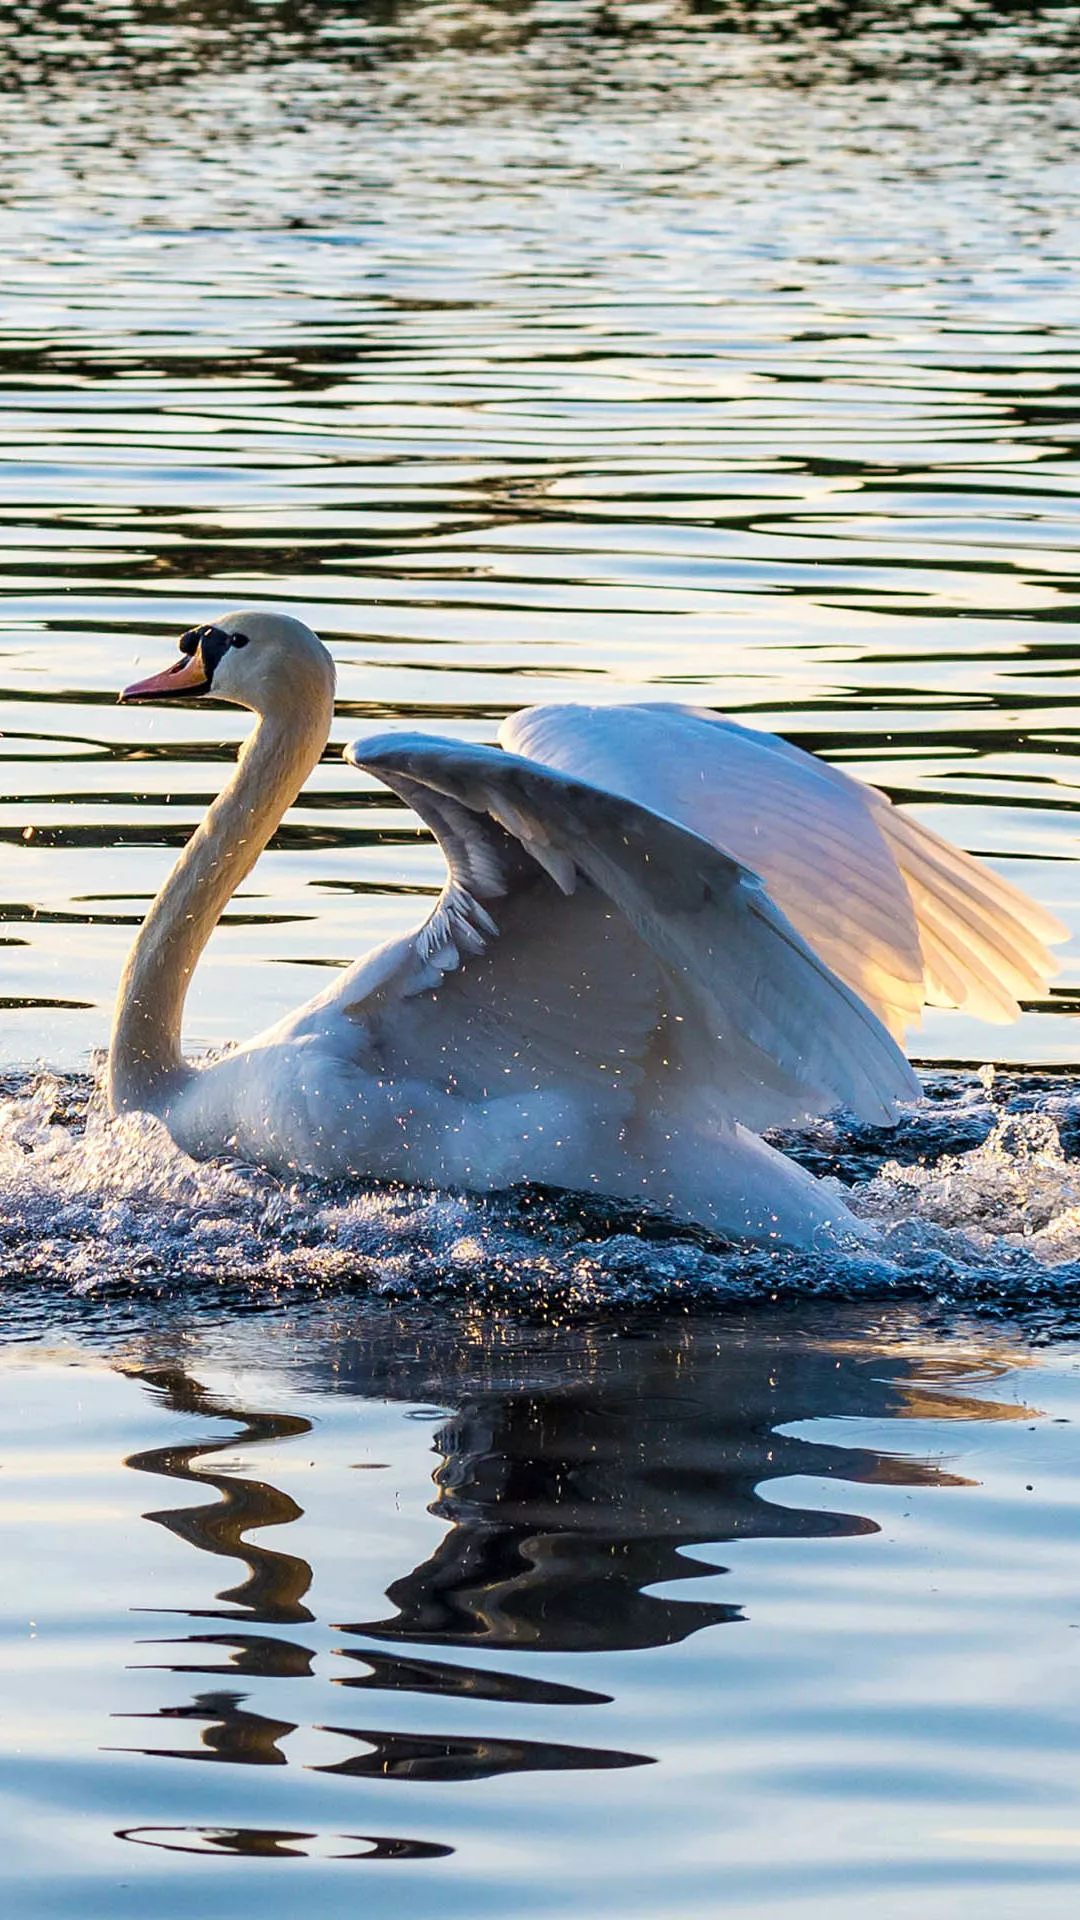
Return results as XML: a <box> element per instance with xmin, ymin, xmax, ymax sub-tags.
<box><xmin>125</xmin><ymin>1367</ymin><xmax>314</xmax><ymax>1624</ymax></box>
<box><xmin>117</xmin><ymin>1306</ymin><xmax>1030</xmax><ymax>1804</ymax></box>
<box><xmin>326</xmin><ymin>1311</ymin><xmax>983</xmax><ymax>1653</ymax></box>
<box><xmin>118</xmin><ymin>1689</ymin><xmax>294</xmax><ymax>1766</ymax></box>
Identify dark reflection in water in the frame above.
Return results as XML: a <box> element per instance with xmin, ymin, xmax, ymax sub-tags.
<box><xmin>137</xmin><ymin>1631</ymin><xmax>316</xmax><ymax>1679</ymax></box>
<box><xmin>314</xmin><ymin>1722</ymin><xmax>651</xmax><ymax>1781</ymax></box>
<box><xmin>336</xmin><ymin>1317</ymin><xmax>974</xmax><ymax>1653</ymax></box>
<box><xmin>115</xmin><ymin>1308</ymin><xmax>1024</xmax><ymax>1804</ymax></box>
<box><xmin>335</xmin><ymin>1646</ymin><xmax>610</xmax><ymax>1706</ymax></box>
<box><xmin>118</xmin><ymin>1825</ymin><xmax>453</xmax><ymax>1861</ymax></box>
<box><xmin>125</xmin><ymin>1367</ymin><xmax>315</xmax><ymax>1625</ymax></box>
<box><xmin>114</xmin><ymin>1689</ymin><xmax>294</xmax><ymax>1767</ymax></box>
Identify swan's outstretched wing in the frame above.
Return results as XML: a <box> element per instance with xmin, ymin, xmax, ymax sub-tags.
<box><xmin>501</xmin><ymin>703</ymin><xmax>1067</xmax><ymax>1037</ymax></box>
<box><xmin>338</xmin><ymin>732</ymin><xmax>919</xmax><ymax>1131</ymax></box>
<box><xmin>871</xmin><ymin>802</ymin><xmax>1065</xmax><ymax>1021</ymax></box>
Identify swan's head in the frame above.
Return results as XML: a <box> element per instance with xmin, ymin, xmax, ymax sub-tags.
<box><xmin>120</xmin><ymin>609</ymin><xmax>336</xmax><ymax>716</ymax></box>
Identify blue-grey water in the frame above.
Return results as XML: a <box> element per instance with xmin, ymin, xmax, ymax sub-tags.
<box><xmin>4</xmin><ymin>4</ymin><xmax>1080</xmax><ymax>1916</ymax></box>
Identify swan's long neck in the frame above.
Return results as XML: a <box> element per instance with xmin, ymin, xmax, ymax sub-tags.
<box><xmin>108</xmin><ymin>698</ymin><xmax>330</xmax><ymax>1113</ymax></box>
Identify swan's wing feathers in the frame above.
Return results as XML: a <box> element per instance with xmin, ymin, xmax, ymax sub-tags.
<box><xmin>345</xmin><ymin>732</ymin><xmax>919</xmax><ymax>1126</ymax></box>
<box><xmin>350</xmin><ymin>762</ymin><xmax>522</xmax><ymax>995</ymax></box>
<box><xmin>503</xmin><ymin>702</ymin><xmax>1067</xmax><ymax>1035</ymax></box>
<box><xmin>343</xmin><ymin>738</ymin><xmax>662</xmax><ymax>1110</ymax></box>
<box><xmin>500</xmin><ymin>702</ymin><xmax>926</xmax><ymax>1039</ymax></box>
<box><xmin>372</xmin><ymin>882</ymin><xmax>661</xmax><ymax>1114</ymax></box>
<box><xmin>871</xmin><ymin>803</ymin><xmax>1066</xmax><ymax>1023</ymax></box>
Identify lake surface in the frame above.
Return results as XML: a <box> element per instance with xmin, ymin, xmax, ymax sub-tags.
<box><xmin>4</xmin><ymin>3</ymin><xmax>1080</xmax><ymax>1915</ymax></box>
<box><xmin>4</xmin><ymin>1301</ymin><xmax>1080</xmax><ymax>1920</ymax></box>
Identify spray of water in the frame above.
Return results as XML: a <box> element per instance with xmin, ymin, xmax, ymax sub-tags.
<box><xmin>3</xmin><ymin>1065</ymin><xmax>1080</xmax><ymax>1314</ymax></box>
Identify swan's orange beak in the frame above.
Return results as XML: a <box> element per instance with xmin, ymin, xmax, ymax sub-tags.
<box><xmin>120</xmin><ymin>651</ymin><xmax>210</xmax><ymax>703</ymax></box>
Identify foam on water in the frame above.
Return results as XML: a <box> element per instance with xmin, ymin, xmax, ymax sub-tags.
<box><xmin>3</xmin><ymin>1065</ymin><xmax>1080</xmax><ymax>1317</ymax></box>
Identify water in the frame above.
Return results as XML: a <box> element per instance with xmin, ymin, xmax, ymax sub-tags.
<box><xmin>4</xmin><ymin>2</ymin><xmax>1080</xmax><ymax>1914</ymax></box>
<box><xmin>5</xmin><ymin>1304</ymin><xmax>1080</xmax><ymax>1920</ymax></box>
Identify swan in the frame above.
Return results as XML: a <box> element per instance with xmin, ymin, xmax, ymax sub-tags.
<box><xmin>108</xmin><ymin>610</ymin><xmax>1066</xmax><ymax>1251</ymax></box>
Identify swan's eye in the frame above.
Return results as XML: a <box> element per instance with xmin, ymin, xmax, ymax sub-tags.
<box><xmin>230</xmin><ymin>632</ymin><xmax>249</xmax><ymax>649</ymax></box>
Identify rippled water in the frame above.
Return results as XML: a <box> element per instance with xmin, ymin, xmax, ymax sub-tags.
<box><xmin>4</xmin><ymin>4</ymin><xmax>1080</xmax><ymax>1915</ymax></box>
<box><xmin>5</xmin><ymin>1304</ymin><xmax>1080</xmax><ymax>1919</ymax></box>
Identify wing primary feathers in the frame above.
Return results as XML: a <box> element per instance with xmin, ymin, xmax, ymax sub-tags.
<box><xmin>501</xmin><ymin>701</ymin><xmax>1068</xmax><ymax>1037</ymax></box>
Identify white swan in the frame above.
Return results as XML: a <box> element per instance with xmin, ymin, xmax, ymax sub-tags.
<box><xmin>108</xmin><ymin>610</ymin><xmax>1066</xmax><ymax>1251</ymax></box>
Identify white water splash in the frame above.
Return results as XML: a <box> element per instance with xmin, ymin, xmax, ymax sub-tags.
<box><xmin>3</xmin><ymin>1069</ymin><xmax>1080</xmax><ymax>1308</ymax></box>
<box><xmin>856</xmin><ymin>1109</ymin><xmax>1080</xmax><ymax>1265</ymax></box>
<box><xmin>0</xmin><ymin>1070</ymin><xmax>496</xmax><ymax>1296</ymax></box>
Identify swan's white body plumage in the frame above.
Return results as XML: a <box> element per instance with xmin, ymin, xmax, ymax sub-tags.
<box><xmin>109</xmin><ymin>613</ymin><xmax>1067</xmax><ymax>1253</ymax></box>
